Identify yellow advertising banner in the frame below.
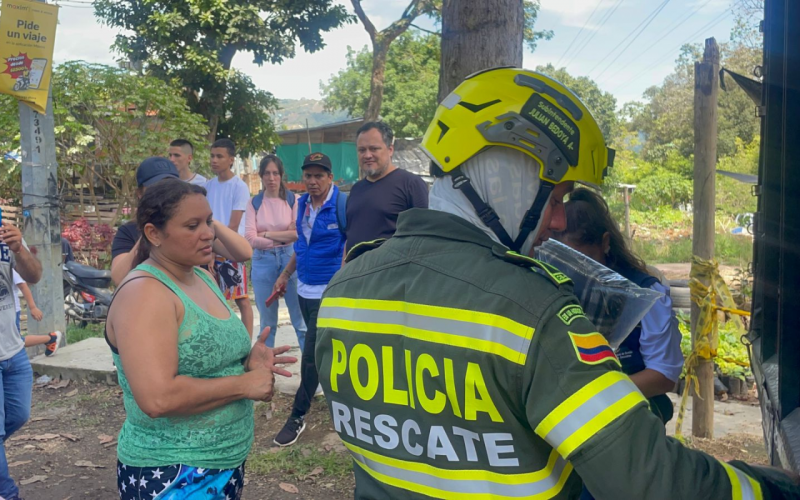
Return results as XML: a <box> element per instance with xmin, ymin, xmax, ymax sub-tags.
<box><xmin>0</xmin><ymin>0</ymin><xmax>58</xmax><ymax>113</ymax></box>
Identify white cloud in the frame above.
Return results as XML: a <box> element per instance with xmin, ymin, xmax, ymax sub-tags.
<box><xmin>540</xmin><ymin>0</ymin><xmax>618</xmax><ymax>28</ymax></box>
<box><xmin>53</xmin><ymin>9</ymin><xmax>119</xmax><ymax>65</ymax></box>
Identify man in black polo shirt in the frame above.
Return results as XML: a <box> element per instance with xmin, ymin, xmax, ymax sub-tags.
<box><xmin>345</xmin><ymin>121</ymin><xmax>429</xmax><ymax>253</ymax></box>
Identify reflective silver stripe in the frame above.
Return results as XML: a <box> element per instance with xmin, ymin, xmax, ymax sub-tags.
<box><xmin>348</xmin><ymin>448</ymin><xmax>569</xmax><ymax>498</ymax></box>
<box><xmin>729</xmin><ymin>464</ymin><xmax>759</xmax><ymax>500</ymax></box>
<box><xmin>319</xmin><ymin>306</ymin><xmax>531</xmax><ymax>356</ymax></box>
<box><xmin>543</xmin><ymin>378</ymin><xmax>639</xmax><ymax>449</ymax></box>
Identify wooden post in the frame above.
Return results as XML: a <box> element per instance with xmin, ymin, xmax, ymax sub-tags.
<box><xmin>691</xmin><ymin>37</ymin><xmax>719</xmax><ymax>439</ymax></box>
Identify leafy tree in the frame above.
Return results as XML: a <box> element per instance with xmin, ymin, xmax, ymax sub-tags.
<box><xmin>0</xmin><ymin>95</ymin><xmax>21</xmax><ymax>201</ymax></box>
<box><xmin>626</xmin><ymin>40</ymin><xmax>761</xmax><ymax>161</ymax></box>
<box><xmin>321</xmin><ymin>31</ymin><xmax>439</xmax><ymax>137</ymax></box>
<box><xmin>216</xmin><ymin>71</ymin><xmax>279</xmax><ymax>157</ymax></box>
<box><xmin>350</xmin><ymin>0</ymin><xmax>552</xmax><ymax>122</ymax></box>
<box><xmin>535</xmin><ymin>64</ymin><xmax>619</xmax><ymax>141</ymax></box>
<box><xmin>94</xmin><ymin>0</ymin><xmax>351</xmax><ymax>148</ymax></box>
<box><xmin>52</xmin><ymin>61</ymin><xmax>208</xmax><ymax>225</ymax></box>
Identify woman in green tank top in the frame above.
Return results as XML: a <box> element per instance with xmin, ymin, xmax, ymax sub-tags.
<box><xmin>105</xmin><ymin>177</ymin><xmax>296</xmax><ymax>500</ymax></box>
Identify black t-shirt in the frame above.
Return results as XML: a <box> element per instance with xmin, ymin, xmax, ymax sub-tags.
<box><xmin>111</xmin><ymin>221</ymin><xmax>139</xmax><ymax>260</ymax></box>
<box><xmin>345</xmin><ymin>167</ymin><xmax>429</xmax><ymax>251</ymax></box>
<box><xmin>61</xmin><ymin>237</ymin><xmax>74</xmax><ymax>263</ymax></box>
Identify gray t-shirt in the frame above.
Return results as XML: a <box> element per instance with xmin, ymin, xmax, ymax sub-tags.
<box><xmin>0</xmin><ymin>242</ymin><xmax>24</xmax><ymax>361</ymax></box>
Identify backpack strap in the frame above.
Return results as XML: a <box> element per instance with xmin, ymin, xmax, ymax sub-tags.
<box><xmin>336</xmin><ymin>189</ymin><xmax>348</xmax><ymax>235</ymax></box>
<box><xmin>251</xmin><ymin>191</ymin><xmax>264</xmax><ymax>212</ymax></box>
<box><xmin>285</xmin><ymin>189</ymin><xmax>296</xmax><ymax>209</ymax></box>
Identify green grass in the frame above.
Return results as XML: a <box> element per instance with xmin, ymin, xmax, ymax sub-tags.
<box><xmin>65</xmin><ymin>322</ymin><xmax>105</xmax><ymax>344</ymax></box>
<box><xmin>632</xmin><ymin>233</ymin><xmax>753</xmax><ymax>267</ymax></box>
<box><xmin>248</xmin><ymin>445</ymin><xmax>353</xmax><ymax>479</ymax></box>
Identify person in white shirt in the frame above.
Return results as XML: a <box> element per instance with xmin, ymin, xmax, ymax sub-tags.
<box><xmin>168</xmin><ymin>139</ymin><xmax>207</xmax><ymax>186</ymax></box>
<box><xmin>205</xmin><ymin>138</ymin><xmax>254</xmax><ymax>337</ymax></box>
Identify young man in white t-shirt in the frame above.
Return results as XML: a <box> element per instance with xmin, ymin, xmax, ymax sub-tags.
<box><xmin>168</xmin><ymin>139</ymin><xmax>207</xmax><ymax>186</ymax></box>
<box><xmin>205</xmin><ymin>138</ymin><xmax>254</xmax><ymax>337</ymax></box>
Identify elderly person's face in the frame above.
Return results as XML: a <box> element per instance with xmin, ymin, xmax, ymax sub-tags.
<box><xmin>145</xmin><ymin>193</ymin><xmax>216</xmax><ymax>267</ymax></box>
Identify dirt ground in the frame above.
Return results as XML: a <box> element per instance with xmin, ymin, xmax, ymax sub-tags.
<box><xmin>13</xmin><ymin>381</ymin><xmax>354</xmax><ymax>499</ymax></box>
<box><xmin>12</xmin><ymin>379</ymin><xmax>768</xmax><ymax>499</ymax></box>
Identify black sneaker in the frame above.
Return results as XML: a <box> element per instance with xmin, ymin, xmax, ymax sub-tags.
<box><xmin>273</xmin><ymin>416</ymin><xmax>306</xmax><ymax>447</ymax></box>
<box><xmin>45</xmin><ymin>331</ymin><xmax>62</xmax><ymax>357</ymax></box>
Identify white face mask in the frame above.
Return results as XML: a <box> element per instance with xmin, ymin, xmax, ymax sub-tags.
<box><xmin>429</xmin><ymin>147</ymin><xmax>546</xmax><ymax>255</ymax></box>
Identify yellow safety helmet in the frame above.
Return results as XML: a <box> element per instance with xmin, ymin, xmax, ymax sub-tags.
<box><xmin>422</xmin><ymin>66</ymin><xmax>613</xmax><ymax>185</ymax></box>
<box><xmin>420</xmin><ymin>67</ymin><xmax>614</xmax><ymax>252</ymax></box>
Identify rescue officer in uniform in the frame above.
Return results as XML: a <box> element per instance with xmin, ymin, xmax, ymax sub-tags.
<box><xmin>314</xmin><ymin>67</ymin><xmax>800</xmax><ymax>499</ymax></box>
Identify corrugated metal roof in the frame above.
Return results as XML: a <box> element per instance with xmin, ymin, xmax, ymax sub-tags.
<box><xmin>393</xmin><ymin>138</ymin><xmax>432</xmax><ymax>181</ymax></box>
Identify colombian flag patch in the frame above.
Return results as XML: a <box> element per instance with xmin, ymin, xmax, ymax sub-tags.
<box><xmin>568</xmin><ymin>332</ymin><xmax>621</xmax><ymax>367</ymax></box>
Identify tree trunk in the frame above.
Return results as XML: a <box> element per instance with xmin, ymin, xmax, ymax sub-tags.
<box><xmin>365</xmin><ymin>39</ymin><xmax>391</xmax><ymax>122</ymax></box>
<box><xmin>438</xmin><ymin>0</ymin><xmax>524</xmax><ymax>102</ymax></box>
<box><xmin>202</xmin><ymin>45</ymin><xmax>238</xmax><ymax>142</ymax></box>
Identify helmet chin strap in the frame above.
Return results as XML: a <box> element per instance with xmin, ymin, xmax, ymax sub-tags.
<box><xmin>450</xmin><ymin>166</ymin><xmax>555</xmax><ymax>253</ymax></box>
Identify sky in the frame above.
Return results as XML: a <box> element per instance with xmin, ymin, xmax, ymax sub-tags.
<box><xmin>52</xmin><ymin>0</ymin><xmax>739</xmax><ymax>108</ymax></box>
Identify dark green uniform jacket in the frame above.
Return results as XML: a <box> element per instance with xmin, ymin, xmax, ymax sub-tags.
<box><xmin>316</xmin><ymin>208</ymin><xmax>795</xmax><ymax>500</ymax></box>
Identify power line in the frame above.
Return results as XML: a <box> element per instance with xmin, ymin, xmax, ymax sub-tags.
<box><xmin>562</xmin><ymin>0</ymin><xmax>625</xmax><ymax>69</ymax></box>
<box><xmin>611</xmin><ymin>9</ymin><xmax>732</xmax><ymax>96</ymax></box>
<box><xmin>596</xmin><ymin>0</ymin><xmax>715</xmax><ymax>79</ymax></box>
<box><xmin>587</xmin><ymin>0</ymin><xmax>669</xmax><ymax>75</ymax></box>
<box><xmin>593</xmin><ymin>0</ymin><xmax>672</xmax><ymax>82</ymax></box>
<box><xmin>554</xmin><ymin>0</ymin><xmax>606</xmax><ymax>68</ymax></box>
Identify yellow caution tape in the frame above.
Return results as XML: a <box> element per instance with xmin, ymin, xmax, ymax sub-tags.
<box><xmin>674</xmin><ymin>256</ymin><xmax>747</xmax><ymax>441</ymax></box>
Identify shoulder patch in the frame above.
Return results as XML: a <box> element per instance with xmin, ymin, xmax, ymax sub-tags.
<box><xmin>558</xmin><ymin>304</ymin><xmax>586</xmax><ymax>325</ymax></box>
<box><xmin>532</xmin><ymin>259</ymin><xmax>571</xmax><ymax>285</ymax></box>
<box><xmin>495</xmin><ymin>249</ymin><xmax>572</xmax><ymax>287</ymax></box>
<box><xmin>568</xmin><ymin>332</ymin><xmax>620</xmax><ymax>367</ymax></box>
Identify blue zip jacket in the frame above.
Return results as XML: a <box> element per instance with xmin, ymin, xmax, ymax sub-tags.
<box><xmin>294</xmin><ymin>185</ymin><xmax>347</xmax><ymax>286</ymax></box>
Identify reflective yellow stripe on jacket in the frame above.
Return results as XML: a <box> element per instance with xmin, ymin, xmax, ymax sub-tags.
<box><xmin>535</xmin><ymin>372</ymin><xmax>647</xmax><ymax>458</ymax></box>
<box><xmin>345</xmin><ymin>441</ymin><xmax>572</xmax><ymax>499</ymax></box>
<box><xmin>318</xmin><ymin>298</ymin><xmax>535</xmax><ymax>365</ymax></box>
<box><xmin>721</xmin><ymin>462</ymin><xmax>763</xmax><ymax>500</ymax></box>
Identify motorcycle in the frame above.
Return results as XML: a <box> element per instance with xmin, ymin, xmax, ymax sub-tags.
<box><xmin>63</xmin><ymin>261</ymin><xmax>113</xmax><ymax>328</ymax></box>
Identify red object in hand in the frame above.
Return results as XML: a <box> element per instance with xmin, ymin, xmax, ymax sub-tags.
<box><xmin>265</xmin><ymin>285</ymin><xmax>285</xmax><ymax>307</ymax></box>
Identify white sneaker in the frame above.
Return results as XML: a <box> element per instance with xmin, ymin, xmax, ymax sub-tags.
<box><xmin>314</xmin><ymin>384</ymin><xmax>324</xmax><ymax>397</ymax></box>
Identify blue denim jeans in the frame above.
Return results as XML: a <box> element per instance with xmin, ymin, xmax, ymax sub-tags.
<box><xmin>251</xmin><ymin>246</ymin><xmax>306</xmax><ymax>350</ymax></box>
<box><xmin>0</xmin><ymin>348</ymin><xmax>32</xmax><ymax>498</ymax></box>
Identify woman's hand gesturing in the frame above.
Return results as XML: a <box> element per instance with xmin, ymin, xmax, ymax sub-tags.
<box><xmin>245</xmin><ymin>327</ymin><xmax>297</xmax><ymax>378</ymax></box>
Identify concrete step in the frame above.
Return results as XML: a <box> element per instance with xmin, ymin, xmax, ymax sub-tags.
<box><xmin>27</xmin><ymin>304</ymin><xmax>306</xmax><ymax>394</ymax></box>
<box><xmin>30</xmin><ymin>337</ymin><xmax>117</xmax><ymax>385</ymax></box>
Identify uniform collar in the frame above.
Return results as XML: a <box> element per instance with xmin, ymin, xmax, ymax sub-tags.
<box><xmin>394</xmin><ymin>208</ymin><xmax>504</xmax><ymax>251</ymax></box>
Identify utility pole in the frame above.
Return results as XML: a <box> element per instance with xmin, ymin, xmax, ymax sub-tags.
<box><xmin>20</xmin><ymin>0</ymin><xmax>64</xmax><ymax>350</ymax></box>
<box><xmin>691</xmin><ymin>37</ymin><xmax>719</xmax><ymax>438</ymax></box>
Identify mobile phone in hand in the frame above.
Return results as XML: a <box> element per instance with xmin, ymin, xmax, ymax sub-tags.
<box><xmin>265</xmin><ymin>285</ymin><xmax>285</xmax><ymax>307</ymax></box>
